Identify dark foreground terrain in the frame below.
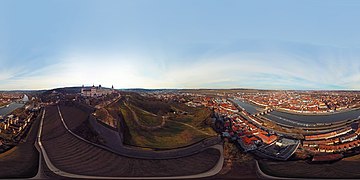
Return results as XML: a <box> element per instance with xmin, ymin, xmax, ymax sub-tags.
<box><xmin>259</xmin><ymin>157</ymin><xmax>360</xmax><ymax>179</ymax></box>
<box><xmin>42</xmin><ymin>105</ymin><xmax>221</xmax><ymax>177</ymax></box>
<box><xmin>0</xmin><ymin>113</ymin><xmax>40</xmax><ymax>178</ymax></box>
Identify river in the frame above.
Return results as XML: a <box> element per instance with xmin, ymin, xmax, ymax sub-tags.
<box><xmin>0</xmin><ymin>94</ymin><xmax>29</xmax><ymax>117</ymax></box>
<box><xmin>232</xmin><ymin>99</ymin><xmax>360</xmax><ymax>126</ymax></box>
<box><xmin>231</xmin><ymin>99</ymin><xmax>263</xmax><ymax>114</ymax></box>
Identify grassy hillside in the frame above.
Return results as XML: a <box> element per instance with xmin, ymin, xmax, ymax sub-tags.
<box><xmin>127</xmin><ymin>104</ymin><xmax>163</xmax><ymax>127</ymax></box>
<box><xmin>126</xmin><ymin>92</ymin><xmax>171</xmax><ymax>115</ymax></box>
<box><xmin>106</xmin><ymin>93</ymin><xmax>216</xmax><ymax>149</ymax></box>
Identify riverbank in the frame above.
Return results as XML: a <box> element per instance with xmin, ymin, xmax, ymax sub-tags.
<box><xmin>275</xmin><ymin>106</ymin><xmax>360</xmax><ymax>116</ymax></box>
<box><xmin>233</xmin><ymin>99</ymin><xmax>360</xmax><ymax>125</ymax></box>
<box><xmin>0</xmin><ymin>103</ymin><xmax>10</xmax><ymax>109</ymax></box>
<box><xmin>0</xmin><ymin>102</ymin><xmax>25</xmax><ymax>117</ymax></box>
<box><xmin>240</xmin><ymin>98</ymin><xmax>360</xmax><ymax>116</ymax></box>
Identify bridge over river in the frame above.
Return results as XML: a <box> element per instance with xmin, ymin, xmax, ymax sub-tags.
<box><xmin>231</xmin><ymin>99</ymin><xmax>360</xmax><ymax>127</ymax></box>
<box><xmin>0</xmin><ymin>94</ymin><xmax>29</xmax><ymax>117</ymax></box>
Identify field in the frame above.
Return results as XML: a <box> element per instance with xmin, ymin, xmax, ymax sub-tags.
<box><xmin>104</xmin><ymin>93</ymin><xmax>217</xmax><ymax>149</ymax></box>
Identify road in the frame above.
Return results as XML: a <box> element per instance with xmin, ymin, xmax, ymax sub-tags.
<box><xmin>36</xmin><ymin>105</ymin><xmax>224</xmax><ymax>179</ymax></box>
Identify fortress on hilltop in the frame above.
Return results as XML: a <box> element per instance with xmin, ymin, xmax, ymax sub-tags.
<box><xmin>81</xmin><ymin>84</ymin><xmax>114</xmax><ymax>97</ymax></box>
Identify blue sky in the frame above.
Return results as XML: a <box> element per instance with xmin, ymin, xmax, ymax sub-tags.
<box><xmin>1</xmin><ymin>0</ymin><xmax>360</xmax><ymax>90</ymax></box>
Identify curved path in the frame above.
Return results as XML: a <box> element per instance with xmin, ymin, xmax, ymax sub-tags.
<box><xmin>61</xmin><ymin>104</ymin><xmax>221</xmax><ymax>159</ymax></box>
<box><xmin>37</xmin><ymin>105</ymin><xmax>224</xmax><ymax>179</ymax></box>
<box><xmin>166</xmin><ymin>119</ymin><xmax>213</xmax><ymax>136</ymax></box>
<box><xmin>124</xmin><ymin>102</ymin><xmax>213</xmax><ymax>136</ymax></box>
<box><xmin>124</xmin><ymin>102</ymin><xmax>166</xmax><ymax>130</ymax></box>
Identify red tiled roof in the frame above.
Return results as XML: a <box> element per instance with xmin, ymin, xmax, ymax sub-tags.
<box><xmin>318</xmin><ymin>139</ymin><xmax>360</xmax><ymax>152</ymax></box>
<box><xmin>355</xmin><ymin>127</ymin><xmax>360</xmax><ymax>135</ymax></box>
<box><xmin>241</xmin><ymin>136</ymin><xmax>259</xmax><ymax>145</ymax></box>
<box><xmin>305</xmin><ymin>127</ymin><xmax>352</xmax><ymax>140</ymax></box>
<box><xmin>255</xmin><ymin>132</ymin><xmax>277</xmax><ymax>144</ymax></box>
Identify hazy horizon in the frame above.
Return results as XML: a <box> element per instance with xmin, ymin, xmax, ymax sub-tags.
<box><xmin>1</xmin><ymin>0</ymin><xmax>360</xmax><ymax>90</ymax></box>
<box><xmin>3</xmin><ymin>85</ymin><xmax>360</xmax><ymax>92</ymax></box>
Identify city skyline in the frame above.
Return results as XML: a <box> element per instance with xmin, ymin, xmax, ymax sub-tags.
<box><xmin>1</xmin><ymin>0</ymin><xmax>360</xmax><ymax>90</ymax></box>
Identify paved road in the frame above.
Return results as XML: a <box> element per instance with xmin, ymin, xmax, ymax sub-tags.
<box><xmin>37</xmin><ymin>105</ymin><xmax>224</xmax><ymax>179</ymax></box>
<box><xmin>32</xmin><ymin>109</ymin><xmax>48</xmax><ymax>179</ymax></box>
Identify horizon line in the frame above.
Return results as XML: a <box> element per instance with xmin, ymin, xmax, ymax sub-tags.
<box><xmin>1</xmin><ymin>86</ymin><xmax>360</xmax><ymax>92</ymax></box>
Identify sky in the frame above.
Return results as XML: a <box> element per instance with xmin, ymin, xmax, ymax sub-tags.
<box><xmin>1</xmin><ymin>0</ymin><xmax>360</xmax><ymax>90</ymax></box>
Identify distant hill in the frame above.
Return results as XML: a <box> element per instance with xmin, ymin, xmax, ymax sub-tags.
<box><xmin>44</xmin><ymin>86</ymin><xmax>115</xmax><ymax>95</ymax></box>
<box><xmin>0</xmin><ymin>90</ymin><xmax>43</xmax><ymax>93</ymax></box>
<box><xmin>122</xmin><ymin>88</ymin><xmax>177</xmax><ymax>93</ymax></box>
<box><xmin>43</xmin><ymin>86</ymin><xmax>83</xmax><ymax>95</ymax></box>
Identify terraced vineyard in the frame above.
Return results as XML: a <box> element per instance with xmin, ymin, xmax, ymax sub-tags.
<box><xmin>259</xmin><ymin>159</ymin><xmax>360</xmax><ymax>179</ymax></box>
<box><xmin>112</xmin><ymin>97</ymin><xmax>216</xmax><ymax>149</ymax></box>
<box><xmin>41</xmin><ymin>105</ymin><xmax>221</xmax><ymax>177</ymax></box>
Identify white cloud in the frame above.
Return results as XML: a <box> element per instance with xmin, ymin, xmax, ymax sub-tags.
<box><xmin>1</xmin><ymin>41</ymin><xmax>360</xmax><ymax>90</ymax></box>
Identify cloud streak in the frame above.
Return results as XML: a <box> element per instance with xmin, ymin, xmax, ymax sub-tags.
<box><xmin>2</xmin><ymin>1</ymin><xmax>360</xmax><ymax>90</ymax></box>
<box><xmin>1</xmin><ymin>40</ymin><xmax>360</xmax><ymax>90</ymax></box>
